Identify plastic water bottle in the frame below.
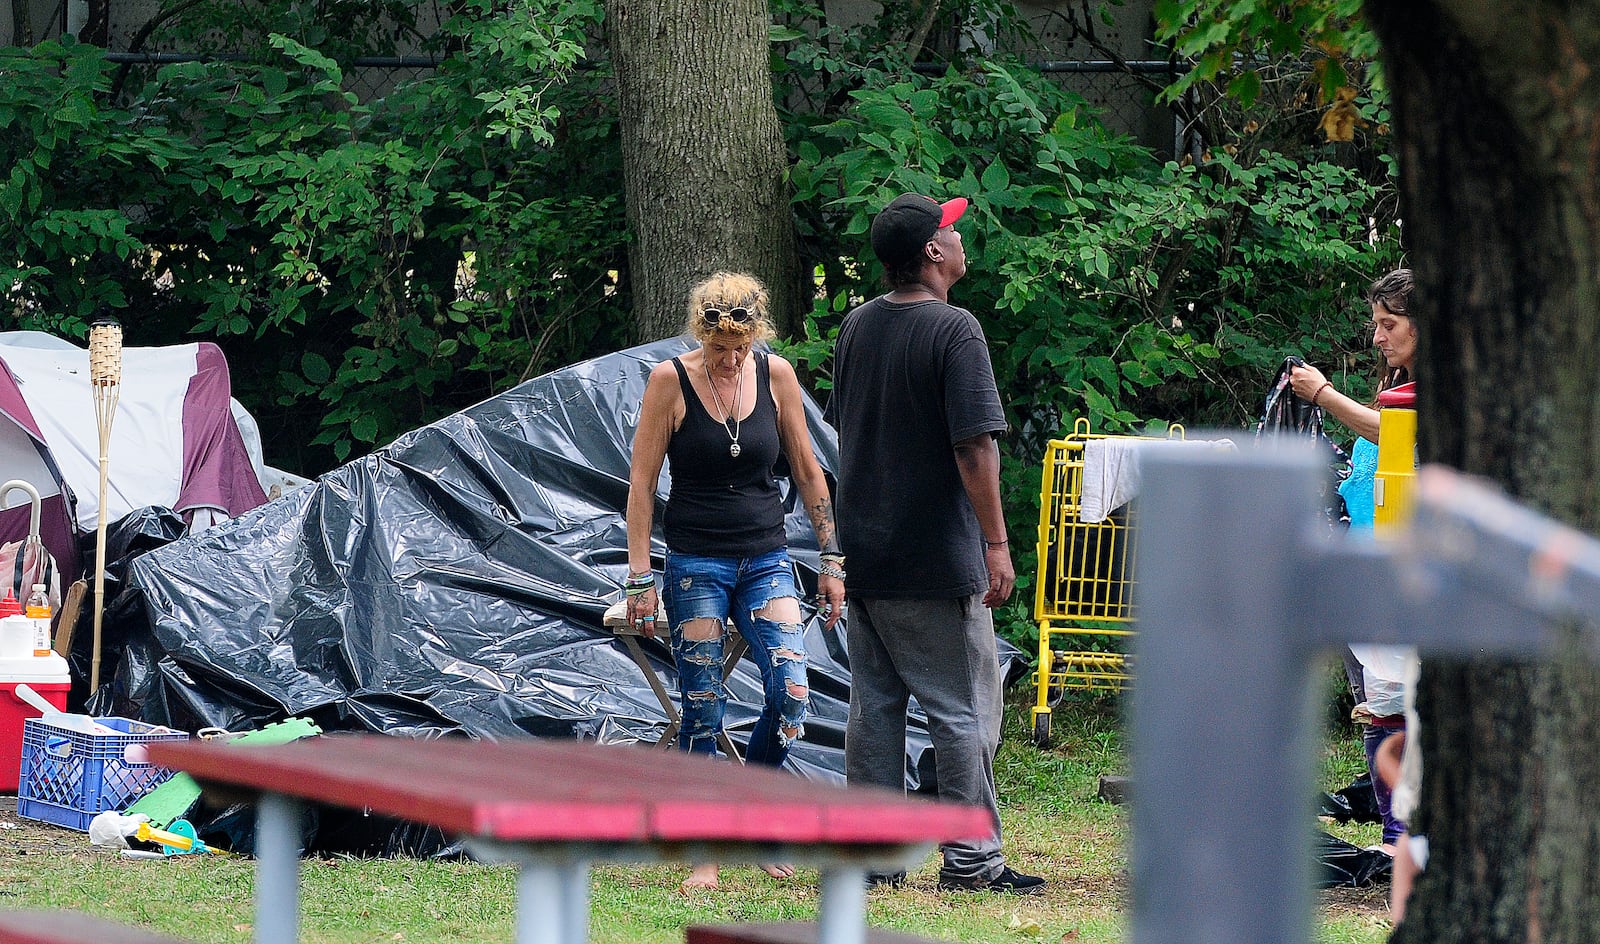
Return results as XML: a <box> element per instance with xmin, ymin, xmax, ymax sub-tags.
<box><xmin>25</xmin><ymin>584</ymin><xmax>50</xmax><ymax>658</ymax></box>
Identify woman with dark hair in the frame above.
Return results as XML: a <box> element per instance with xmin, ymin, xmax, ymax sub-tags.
<box><xmin>1289</xmin><ymin>266</ymin><xmax>1416</xmax><ymax>859</ymax></box>
<box><xmin>1289</xmin><ymin>267</ymin><xmax>1416</xmax><ymax>445</ymax></box>
<box><xmin>625</xmin><ymin>270</ymin><xmax>845</xmax><ymax>891</ymax></box>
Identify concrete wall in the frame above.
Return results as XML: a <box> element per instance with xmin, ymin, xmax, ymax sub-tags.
<box><xmin>2</xmin><ymin>0</ymin><xmax>159</xmax><ymax>48</ymax></box>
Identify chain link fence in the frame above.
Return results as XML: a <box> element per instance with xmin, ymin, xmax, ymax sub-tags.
<box><xmin>1050</xmin><ymin>63</ymin><xmax>1186</xmax><ymax>158</ymax></box>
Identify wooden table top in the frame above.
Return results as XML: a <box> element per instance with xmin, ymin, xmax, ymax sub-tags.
<box><xmin>147</xmin><ymin>734</ymin><xmax>992</xmax><ymax>846</ymax></box>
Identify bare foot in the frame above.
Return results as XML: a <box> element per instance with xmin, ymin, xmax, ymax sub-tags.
<box><xmin>762</xmin><ymin>863</ymin><xmax>796</xmax><ymax>879</ymax></box>
<box><xmin>679</xmin><ymin>863</ymin><xmax>719</xmax><ymax>893</ymax></box>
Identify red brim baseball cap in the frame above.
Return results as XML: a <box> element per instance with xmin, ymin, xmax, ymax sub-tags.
<box><xmin>870</xmin><ymin>194</ymin><xmax>970</xmax><ymax>267</ymax></box>
<box><xmin>938</xmin><ymin>197</ymin><xmax>969</xmax><ymax>228</ymax></box>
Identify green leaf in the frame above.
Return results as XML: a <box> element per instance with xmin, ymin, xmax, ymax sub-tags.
<box><xmin>301</xmin><ymin>352</ymin><xmax>332</xmax><ymax>384</ymax></box>
<box><xmin>979</xmin><ymin>160</ymin><xmax>1011</xmax><ymax>192</ymax></box>
<box><xmin>1226</xmin><ymin>71</ymin><xmax>1262</xmax><ymax>108</ymax></box>
<box><xmin>351</xmin><ymin>413</ymin><xmax>379</xmax><ymax>443</ymax></box>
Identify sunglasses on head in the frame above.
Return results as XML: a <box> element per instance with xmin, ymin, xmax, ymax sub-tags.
<box><xmin>701</xmin><ymin>306</ymin><xmax>754</xmax><ymax>328</ymax></box>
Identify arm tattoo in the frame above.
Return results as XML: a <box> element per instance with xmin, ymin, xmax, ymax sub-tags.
<box><xmin>808</xmin><ymin>496</ymin><xmax>840</xmax><ymax>553</ymax></box>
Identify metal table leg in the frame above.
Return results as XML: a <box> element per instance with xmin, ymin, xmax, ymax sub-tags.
<box><xmin>254</xmin><ymin>793</ymin><xmax>302</xmax><ymax>944</ymax></box>
<box><xmin>561</xmin><ymin>860</ymin><xmax>590</xmax><ymax>944</ymax></box>
<box><xmin>816</xmin><ymin>866</ymin><xmax>867</xmax><ymax>944</ymax></box>
<box><xmin>516</xmin><ymin>860</ymin><xmax>590</xmax><ymax>944</ymax></box>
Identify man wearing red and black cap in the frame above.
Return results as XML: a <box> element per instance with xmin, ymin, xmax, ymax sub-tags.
<box><xmin>825</xmin><ymin>194</ymin><xmax>1044</xmax><ymax>894</ymax></box>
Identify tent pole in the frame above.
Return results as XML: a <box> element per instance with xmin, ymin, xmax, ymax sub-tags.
<box><xmin>89</xmin><ymin>315</ymin><xmax>121</xmax><ymax>694</ymax></box>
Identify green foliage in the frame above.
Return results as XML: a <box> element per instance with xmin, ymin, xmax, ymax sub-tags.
<box><xmin>1152</xmin><ymin>0</ymin><xmax>1380</xmax><ymax>105</ymax></box>
<box><xmin>2</xmin><ymin>1</ymin><xmax>624</xmax><ymax>470</ymax></box>
<box><xmin>778</xmin><ymin>32</ymin><xmax>1400</xmax><ymax>649</ymax></box>
<box><xmin>5</xmin><ymin>2</ymin><xmax>1400</xmax><ymax>655</ymax></box>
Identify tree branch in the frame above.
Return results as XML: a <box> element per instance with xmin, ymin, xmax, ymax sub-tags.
<box><xmin>904</xmin><ymin>0</ymin><xmax>943</xmax><ymax>63</ymax></box>
<box><xmin>111</xmin><ymin>0</ymin><xmax>213</xmax><ymax>100</ymax></box>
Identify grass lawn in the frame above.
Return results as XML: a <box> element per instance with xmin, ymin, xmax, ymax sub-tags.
<box><xmin>0</xmin><ymin>690</ymin><xmax>1391</xmax><ymax>943</ymax></box>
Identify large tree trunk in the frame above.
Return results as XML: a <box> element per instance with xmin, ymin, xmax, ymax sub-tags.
<box><xmin>604</xmin><ymin>0</ymin><xmax>803</xmax><ymax>341</ymax></box>
<box><xmin>1367</xmin><ymin>3</ymin><xmax>1600</xmax><ymax>941</ymax></box>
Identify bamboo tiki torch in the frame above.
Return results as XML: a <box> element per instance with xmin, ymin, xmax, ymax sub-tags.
<box><xmin>89</xmin><ymin>315</ymin><xmax>122</xmax><ymax>692</ymax></box>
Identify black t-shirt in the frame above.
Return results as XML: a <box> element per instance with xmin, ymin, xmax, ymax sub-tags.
<box><xmin>826</xmin><ymin>296</ymin><xmax>1006</xmax><ymax>598</ymax></box>
<box><xmin>663</xmin><ymin>351</ymin><xmax>787</xmax><ymax>558</ymax></box>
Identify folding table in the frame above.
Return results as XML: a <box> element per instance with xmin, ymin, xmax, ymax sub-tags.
<box><xmin>603</xmin><ymin>601</ymin><xmax>747</xmax><ymax>759</ymax></box>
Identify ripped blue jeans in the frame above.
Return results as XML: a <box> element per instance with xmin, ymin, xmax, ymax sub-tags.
<box><xmin>663</xmin><ymin>547</ymin><xmax>808</xmax><ymax>767</ymax></box>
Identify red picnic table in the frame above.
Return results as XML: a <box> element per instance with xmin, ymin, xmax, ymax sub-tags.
<box><xmin>147</xmin><ymin>735</ymin><xmax>991</xmax><ymax>944</ymax></box>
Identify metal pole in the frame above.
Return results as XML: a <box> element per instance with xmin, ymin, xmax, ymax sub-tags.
<box><xmin>816</xmin><ymin>867</ymin><xmax>867</xmax><ymax>944</ymax></box>
<box><xmin>1130</xmin><ymin>440</ymin><xmax>1321</xmax><ymax>944</ymax></box>
<box><xmin>516</xmin><ymin>863</ymin><xmax>568</xmax><ymax>944</ymax></box>
<box><xmin>254</xmin><ymin>793</ymin><xmax>301</xmax><ymax>944</ymax></box>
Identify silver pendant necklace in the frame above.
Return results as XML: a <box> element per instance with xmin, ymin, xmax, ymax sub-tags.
<box><xmin>704</xmin><ymin>360</ymin><xmax>744</xmax><ymax>458</ymax></box>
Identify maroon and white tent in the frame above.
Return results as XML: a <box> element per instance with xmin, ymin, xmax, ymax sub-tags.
<box><xmin>0</xmin><ymin>331</ymin><xmax>278</xmax><ymax>588</ymax></box>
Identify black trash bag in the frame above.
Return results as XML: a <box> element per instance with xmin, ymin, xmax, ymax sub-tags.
<box><xmin>1318</xmin><ymin>773</ymin><xmax>1383</xmax><ymax>824</ymax></box>
<box><xmin>1317</xmin><ymin>789</ymin><xmax>1355</xmax><ymax>823</ymax></box>
<box><xmin>1333</xmin><ymin>772</ymin><xmax>1383</xmax><ymax>824</ymax></box>
<box><xmin>1259</xmin><ymin>355</ymin><xmax>1321</xmax><ymax>437</ymax></box>
<box><xmin>69</xmin><ymin>506</ymin><xmax>190</xmax><ymax>713</ymax></box>
<box><xmin>1315</xmin><ymin>829</ymin><xmax>1392</xmax><ymax>888</ymax></box>
<box><xmin>192</xmin><ymin>796</ymin><xmax>462</xmax><ymax>860</ymax></box>
<box><xmin>1257</xmin><ymin>356</ymin><xmax>1351</xmax><ymax>529</ymax></box>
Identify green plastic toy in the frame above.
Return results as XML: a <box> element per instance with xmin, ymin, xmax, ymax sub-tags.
<box><xmin>125</xmin><ymin>717</ymin><xmax>322</xmax><ymax>828</ymax></box>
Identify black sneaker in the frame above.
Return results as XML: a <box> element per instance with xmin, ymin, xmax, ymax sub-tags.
<box><xmin>866</xmin><ymin>870</ymin><xmax>906</xmax><ymax>889</ymax></box>
<box><xmin>938</xmin><ymin>865</ymin><xmax>1046</xmax><ymax>895</ymax></box>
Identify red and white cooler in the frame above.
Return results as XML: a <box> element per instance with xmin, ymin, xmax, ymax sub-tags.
<box><xmin>1</xmin><ymin>652</ymin><xmax>69</xmax><ymax>792</ymax></box>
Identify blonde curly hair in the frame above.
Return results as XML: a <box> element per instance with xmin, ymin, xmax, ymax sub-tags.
<box><xmin>685</xmin><ymin>271</ymin><xmax>775</xmax><ymax>344</ymax></box>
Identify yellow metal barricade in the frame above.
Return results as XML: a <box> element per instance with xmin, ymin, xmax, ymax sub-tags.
<box><xmin>1030</xmin><ymin>417</ymin><xmax>1184</xmax><ymax>747</ymax></box>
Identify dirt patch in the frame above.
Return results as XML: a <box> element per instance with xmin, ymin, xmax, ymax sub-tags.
<box><xmin>0</xmin><ymin>794</ymin><xmax>120</xmax><ymax>861</ymax></box>
<box><xmin>1321</xmin><ymin>882</ymin><xmax>1392</xmax><ymax>922</ymax></box>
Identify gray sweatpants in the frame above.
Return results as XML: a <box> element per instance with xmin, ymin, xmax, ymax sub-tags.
<box><xmin>844</xmin><ymin>592</ymin><xmax>1005</xmax><ymax>881</ymax></box>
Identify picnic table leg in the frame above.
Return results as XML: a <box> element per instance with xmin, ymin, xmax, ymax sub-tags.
<box><xmin>816</xmin><ymin>866</ymin><xmax>867</xmax><ymax>944</ymax></box>
<box><xmin>562</xmin><ymin>860</ymin><xmax>590</xmax><ymax>944</ymax></box>
<box><xmin>515</xmin><ymin>860</ymin><xmax>589</xmax><ymax>944</ymax></box>
<box><xmin>254</xmin><ymin>793</ymin><xmax>302</xmax><ymax>944</ymax></box>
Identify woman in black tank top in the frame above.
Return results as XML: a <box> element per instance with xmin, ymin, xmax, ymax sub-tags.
<box><xmin>624</xmin><ymin>272</ymin><xmax>845</xmax><ymax>892</ymax></box>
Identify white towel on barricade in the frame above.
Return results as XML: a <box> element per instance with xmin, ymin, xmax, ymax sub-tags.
<box><xmin>1079</xmin><ymin>438</ymin><xmax>1236</xmax><ymax>523</ymax></box>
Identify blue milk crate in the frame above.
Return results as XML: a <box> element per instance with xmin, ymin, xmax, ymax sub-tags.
<box><xmin>17</xmin><ymin>716</ymin><xmax>189</xmax><ymax>831</ymax></box>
